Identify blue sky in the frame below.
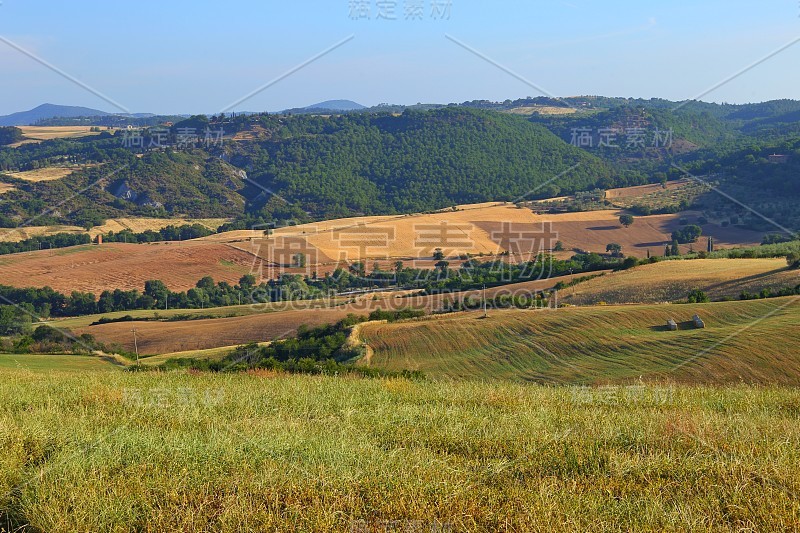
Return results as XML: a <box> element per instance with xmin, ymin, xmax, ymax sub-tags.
<box><xmin>0</xmin><ymin>0</ymin><xmax>799</xmax><ymax>115</ymax></box>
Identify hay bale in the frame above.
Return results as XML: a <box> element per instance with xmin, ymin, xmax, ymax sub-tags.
<box><xmin>693</xmin><ymin>314</ymin><xmax>705</xmax><ymax>329</ymax></box>
<box><xmin>667</xmin><ymin>319</ymin><xmax>678</xmax><ymax>331</ymax></box>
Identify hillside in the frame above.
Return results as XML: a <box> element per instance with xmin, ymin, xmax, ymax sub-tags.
<box><xmin>239</xmin><ymin>108</ymin><xmax>612</xmax><ymax>217</ymax></box>
<box><xmin>560</xmin><ymin>258</ymin><xmax>798</xmax><ymax>305</ymax></box>
<box><xmin>359</xmin><ymin>297</ymin><xmax>800</xmax><ymax>384</ymax></box>
<box><xmin>0</xmin><ymin>108</ymin><xmax>613</xmax><ymax>225</ymax></box>
<box><xmin>1</xmin><ymin>102</ymin><xmax>799</xmax><ymax>233</ymax></box>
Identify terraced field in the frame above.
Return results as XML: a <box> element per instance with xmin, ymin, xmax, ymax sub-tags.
<box><xmin>360</xmin><ymin>297</ymin><xmax>800</xmax><ymax>384</ymax></box>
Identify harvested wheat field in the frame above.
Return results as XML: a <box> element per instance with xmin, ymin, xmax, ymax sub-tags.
<box><xmin>0</xmin><ymin>242</ymin><xmax>254</xmax><ymax>293</ymax></box>
<box><xmin>212</xmin><ymin>203</ymin><xmax>762</xmax><ymax>263</ymax></box>
<box><xmin>360</xmin><ymin>297</ymin><xmax>800</xmax><ymax>384</ymax></box>
<box><xmin>0</xmin><ymin>204</ymin><xmax>765</xmax><ymax>294</ymax></box>
<box><xmin>0</xmin><ymin>183</ymin><xmax>15</xmax><ymax>195</ymax></box>
<box><xmin>560</xmin><ymin>258</ymin><xmax>798</xmax><ymax>305</ymax></box>
<box><xmin>17</xmin><ymin>125</ymin><xmax>110</xmax><ymax>141</ymax></box>
<box><xmin>88</xmin><ymin>217</ymin><xmax>227</xmax><ymax>236</ymax></box>
<box><xmin>0</xmin><ymin>217</ymin><xmax>228</xmax><ymax>243</ymax></box>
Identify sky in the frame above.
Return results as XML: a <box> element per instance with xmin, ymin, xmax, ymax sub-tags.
<box><xmin>0</xmin><ymin>0</ymin><xmax>799</xmax><ymax>115</ymax></box>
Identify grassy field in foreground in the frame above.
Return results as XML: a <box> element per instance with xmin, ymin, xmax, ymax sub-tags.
<box><xmin>1</xmin><ymin>371</ymin><xmax>799</xmax><ymax>531</ymax></box>
<box><xmin>361</xmin><ymin>297</ymin><xmax>800</xmax><ymax>384</ymax></box>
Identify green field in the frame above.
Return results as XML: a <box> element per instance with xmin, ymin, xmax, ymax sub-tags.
<box><xmin>139</xmin><ymin>342</ymin><xmax>271</xmax><ymax>366</ymax></box>
<box><xmin>1</xmin><ymin>370</ymin><xmax>799</xmax><ymax>531</ymax></box>
<box><xmin>360</xmin><ymin>297</ymin><xmax>800</xmax><ymax>384</ymax></box>
<box><xmin>40</xmin><ymin>298</ymin><xmax>351</xmax><ymax>331</ymax></box>
<box><xmin>0</xmin><ymin>353</ymin><xmax>118</xmax><ymax>372</ymax></box>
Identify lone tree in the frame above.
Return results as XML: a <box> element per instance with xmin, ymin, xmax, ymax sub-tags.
<box><xmin>606</xmin><ymin>243</ymin><xmax>623</xmax><ymax>257</ymax></box>
<box><xmin>672</xmin><ymin>224</ymin><xmax>702</xmax><ymax>244</ymax></box>
<box><xmin>433</xmin><ymin>248</ymin><xmax>445</xmax><ymax>260</ymax></box>
<box><xmin>671</xmin><ymin>239</ymin><xmax>680</xmax><ymax>257</ymax></box>
<box><xmin>687</xmin><ymin>289</ymin><xmax>710</xmax><ymax>303</ymax></box>
<box><xmin>619</xmin><ymin>214</ymin><xmax>635</xmax><ymax>228</ymax></box>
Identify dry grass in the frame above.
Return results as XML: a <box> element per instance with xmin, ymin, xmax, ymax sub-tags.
<box><xmin>5</xmin><ymin>166</ymin><xmax>89</xmax><ymax>183</ymax></box>
<box><xmin>605</xmin><ymin>179</ymin><xmax>691</xmax><ymax>199</ymax></box>
<box><xmin>360</xmin><ymin>297</ymin><xmax>800</xmax><ymax>384</ymax></box>
<box><xmin>0</xmin><ymin>370</ymin><xmax>798</xmax><ymax>531</ymax></box>
<box><xmin>0</xmin><ymin>183</ymin><xmax>15</xmax><ymax>195</ymax></box>
<box><xmin>561</xmin><ymin>258</ymin><xmax>798</xmax><ymax>305</ymax></box>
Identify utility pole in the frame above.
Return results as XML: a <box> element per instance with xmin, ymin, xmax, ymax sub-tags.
<box><xmin>132</xmin><ymin>328</ymin><xmax>140</xmax><ymax>367</ymax></box>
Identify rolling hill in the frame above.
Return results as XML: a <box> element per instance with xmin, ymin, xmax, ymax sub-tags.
<box><xmin>0</xmin><ymin>108</ymin><xmax>614</xmax><ymax>225</ymax></box>
<box><xmin>559</xmin><ymin>258</ymin><xmax>799</xmax><ymax>305</ymax></box>
<box><xmin>358</xmin><ymin>297</ymin><xmax>800</xmax><ymax>384</ymax></box>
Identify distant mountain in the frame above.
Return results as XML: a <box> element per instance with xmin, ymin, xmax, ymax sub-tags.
<box><xmin>306</xmin><ymin>100</ymin><xmax>365</xmax><ymax>111</ymax></box>
<box><xmin>281</xmin><ymin>100</ymin><xmax>367</xmax><ymax>114</ymax></box>
<box><xmin>0</xmin><ymin>103</ymin><xmax>113</xmax><ymax>126</ymax></box>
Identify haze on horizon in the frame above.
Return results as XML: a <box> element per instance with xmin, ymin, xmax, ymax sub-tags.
<box><xmin>0</xmin><ymin>0</ymin><xmax>799</xmax><ymax>115</ymax></box>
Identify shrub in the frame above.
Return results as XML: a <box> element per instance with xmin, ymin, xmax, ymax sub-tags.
<box><xmin>687</xmin><ymin>289</ymin><xmax>710</xmax><ymax>304</ymax></box>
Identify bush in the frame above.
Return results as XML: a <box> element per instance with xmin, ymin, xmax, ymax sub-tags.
<box><xmin>687</xmin><ymin>289</ymin><xmax>710</xmax><ymax>304</ymax></box>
